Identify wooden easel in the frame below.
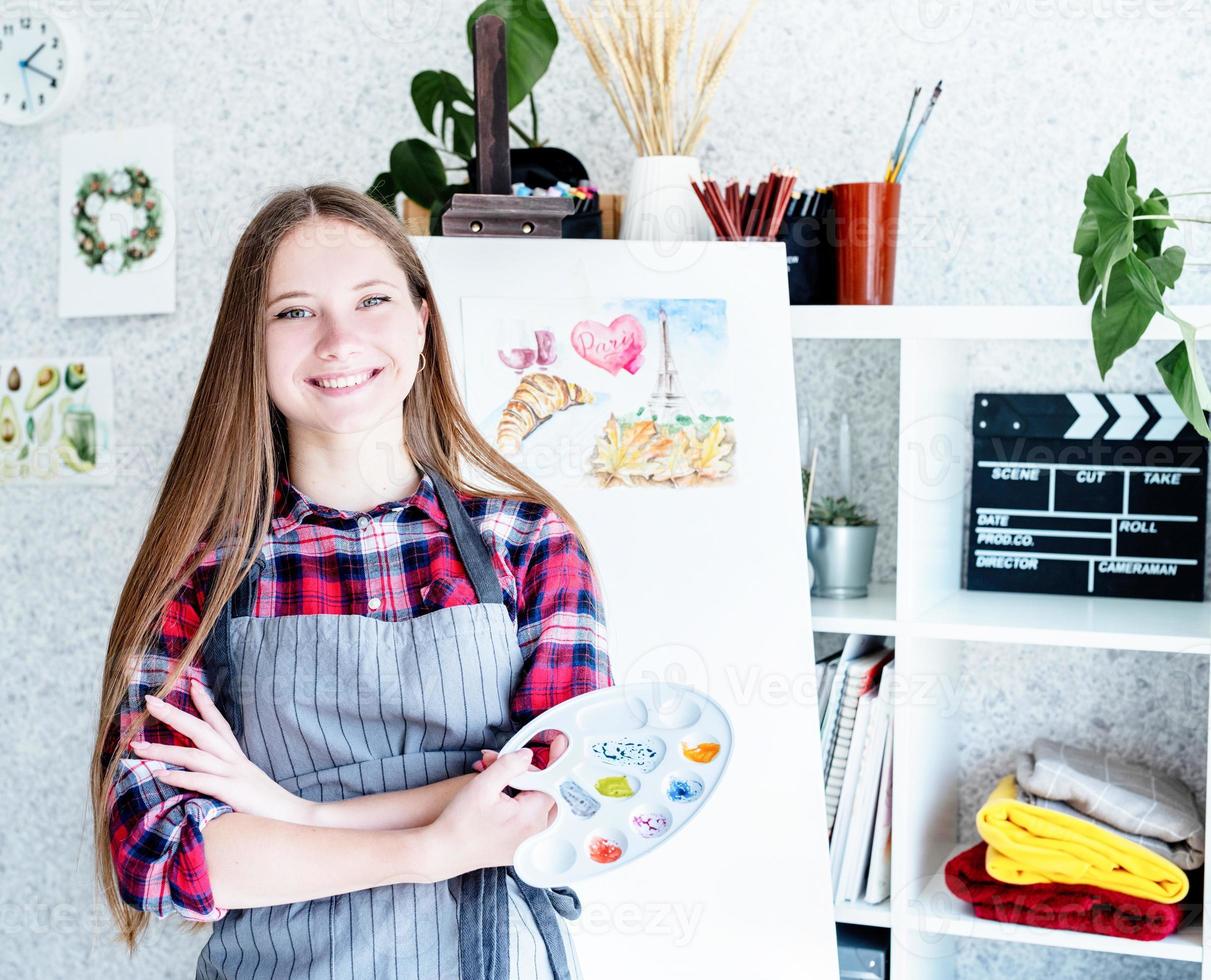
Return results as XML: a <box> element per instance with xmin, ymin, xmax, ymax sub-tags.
<box><xmin>441</xmin><ymin>15</ymin><xmax>574</xmax><ymax>238</ymax></box>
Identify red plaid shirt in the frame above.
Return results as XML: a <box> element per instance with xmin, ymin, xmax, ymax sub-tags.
<box><xmin>105</xmin><ymin>469</ymin><xmax>611</xmax><ymax>920</ymax></box>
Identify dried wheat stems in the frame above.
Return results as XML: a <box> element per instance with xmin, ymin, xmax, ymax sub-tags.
<box><xmin>555</xmin><ymin>0</ymin><xmax>759</xmax><ymax>157</ymax></box>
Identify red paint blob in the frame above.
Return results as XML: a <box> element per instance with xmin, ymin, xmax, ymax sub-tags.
<box><xmin>588</xmin><ymin>836</ymin><xmax>623</xmax><ymax>864</ymax></box>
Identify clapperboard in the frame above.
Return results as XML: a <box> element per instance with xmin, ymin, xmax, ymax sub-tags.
<box><xmin>966</xmin><ymin>393</ymin><xmax>1208</xmax><ymax>601</ymax></box>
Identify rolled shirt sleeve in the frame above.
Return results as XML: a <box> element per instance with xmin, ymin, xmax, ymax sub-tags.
<box><xmin>105</xmin><ymin>564</ymin><xmax>235</xmax><ymax>920</ymax></box>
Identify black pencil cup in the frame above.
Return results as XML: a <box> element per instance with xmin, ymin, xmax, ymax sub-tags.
<box><xmin>777</xmin><ymin>195</ymin><xmax>837</xmax><ymax>304</ymax></box>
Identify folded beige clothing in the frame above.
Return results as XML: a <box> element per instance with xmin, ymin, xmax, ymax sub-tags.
<box><xmin>1016</xmin><ymin>738</ymin><xmax>1204</xmax><ymax>871</ymax></box>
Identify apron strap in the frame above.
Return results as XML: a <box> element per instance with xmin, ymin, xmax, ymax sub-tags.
<box><xmin>202</xmin><ymin>546</ymin><xmax>266</xmax><ymax>742</ymax></box>
<box><xmin>426</xmin><ymin>467</ymin><xmax>505</xmax><ymax>606</ymax></box>
<box><xmin>509</xmin><ymin>871</ymin><xmax>581</xmax><ymax>979</ymax></box>
<box><xmin>430</xmin><ymin>469</ymin><xmax>582</xmax><ymax>978</ymax></box>
<box><xmin>456</xmin><ymin>867</ymin><xmax>580</xmax><ymax>980</ymax></box>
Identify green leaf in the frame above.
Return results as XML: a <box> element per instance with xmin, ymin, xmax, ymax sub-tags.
<box><xmin>1146</xmin><ymin>245</ymin><xmax>1185</xmax><ymax>291</ymax></box>
<box><xmin>390</xmin><ymin>138</ymin><xmax>448</xmax><ymax>209</ymax></box>
<box><xmin>1156</xmin><ymin>341</ymin><xmax>1211</xmax><ymax>439</ymax></box>
<box><xmin>426</xmin><ymin>181</ymin><xmax>472</xmax><ymax>235</ymax></box>
<box><xmin>1123</xmin><ymin>251</ymin><xmax>1165</xmax><ymax>313</ymax></box>
<box><xmin>1103</xmin><ymin>133</ymin><xmax>1134</xmax><ymax>206</ymax></box>
<box><xmin>1073</xmin><ymin>206</ymin><xmax>1098</xmax><ymax>257</ymax></box>
<box><xmin>1077</xmin><ymin>255</ymin><xmax>1098</xmax><ymax>304</ymax></box>
<box><xmin>1084</xmin><ymin>173</ymin><xmax>1135</xmax><ymax>305</ymax></box>
<box><xmin>366</xmin><ymin>171</ymin><xmax>398</xmax><ymax>214</ymax></box>
<box><xmin>1089</xmin><ymin>254</ymin><xmax>1162</xmax><ymax>377</ymax></box>
<box><xmin>451</xmin><ymin>112</ymin><xmax>476</xmax><ymax>159</ymax></box>
<box><xmin>466</xmin><ymin>0</ymin><xmax>558</xmax><ymax>111</ymax></box>
<box><xmin>412</xmin><ymin>70</ymin><xmax>476</xmax><ymax>157</ymax></box>
<box><xmin>1134</xmin><ymin>188</ymin><xmax>1176</xmax><ymax>259</ymax></box>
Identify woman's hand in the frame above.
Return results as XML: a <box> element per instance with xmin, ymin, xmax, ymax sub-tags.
<box><xmin>428</xmin><ymin>748</ymin><xmax>557</xmax><ymax>879</ymax></box>
<box><xmin>133</xmin><ymin>678</ymin><xmax>316</xmax><ymax>827</ymax></box>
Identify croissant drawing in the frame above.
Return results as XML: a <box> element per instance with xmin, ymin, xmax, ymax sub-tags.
<box><xmin>496</xmin><ymin>372</ymin><xmax>595</xmax><ymax>456</ymax></box>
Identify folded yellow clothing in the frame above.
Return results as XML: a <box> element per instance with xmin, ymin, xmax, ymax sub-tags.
<box><xmin>976</xmin><ymin>775</ymin><xmax>1189</xmax><ymax>904</ymax></box>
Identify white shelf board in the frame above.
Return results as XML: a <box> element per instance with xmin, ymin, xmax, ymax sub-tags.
<box><xmin>910</xmin><ymin>589</ymin><xmax>1211</xmax><ymax>654</ymax></box>
<box><xmin>835</xmin><ymin>897</ymin><xmax>892</xmax><ymax>929</ymax></box>
<box><xmin>811</xmin><ymin>581</ymin><xmax>897</xmax><ymax>634</ymax></box>
<box><xmin>915</xmin><ymin>844</ymin><xmax>1203</xmax><ymax>963</ymax></box>
<box><xmin>788</xmin><ymin>304</ymin><xmax>1211</xmax><ymax>342</ymax></box>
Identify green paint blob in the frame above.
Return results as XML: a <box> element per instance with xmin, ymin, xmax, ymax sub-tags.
<box><xmin>595</xmin><ymin>775</ymin><xmax>635</xmax><ymax>798</ymax></box>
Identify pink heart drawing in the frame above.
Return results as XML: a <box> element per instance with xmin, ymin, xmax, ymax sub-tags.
<box><xmin>570</xmin><ymin>315</ymin><xmax>646</xmax><ymax>376</ymax></box>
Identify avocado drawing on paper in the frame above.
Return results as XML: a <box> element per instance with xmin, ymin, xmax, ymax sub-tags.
<box><xmin>460</xmin><ymin>296</ymin><xmax>737</xmax><ymax>491</ymax></box>
<box><xmin>499</xmin><ymin>681</ymin><xmax>733</xmax><ymax>888</ymax></box>
<box><xmin>0</xmin><ymin>356</ymin><xmax>114</xmax><ymax>485</ymax></box>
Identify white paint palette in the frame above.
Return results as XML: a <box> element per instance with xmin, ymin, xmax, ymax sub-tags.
<box><xmin>501</xmin><ymin>681</ymin><xmax>733</xmax><ymax>888</ymax></box>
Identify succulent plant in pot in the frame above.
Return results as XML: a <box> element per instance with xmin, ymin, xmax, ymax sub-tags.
<box><xmin>807</xmin><ymin>495</ymin><xmax>878</xmax><ymax>599</ymax></box>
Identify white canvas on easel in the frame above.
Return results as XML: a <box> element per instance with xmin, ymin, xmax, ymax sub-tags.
<box><xmin>420</xmin><ymin>237</ymin><xmax>837</xmax><ymax>980</ymax></box>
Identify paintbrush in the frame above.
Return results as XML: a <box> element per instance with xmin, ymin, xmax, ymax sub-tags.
<box><xmin>892</xmin><ymin>80</ymin><xmax>942</xmax><ymax>182</ymax></box>
<box><xmin>885</xmin><ymin>85</ymin><xmax>921</xmax><ymax>182</ymax></box>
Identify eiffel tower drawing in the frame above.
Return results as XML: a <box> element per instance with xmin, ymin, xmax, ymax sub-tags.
<box><xmin>645</xmin><ymin>307</ymin><xmax>695</xmax><ymax>422</ymax></box>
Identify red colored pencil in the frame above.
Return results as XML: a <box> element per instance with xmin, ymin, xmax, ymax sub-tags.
<box><xmin>744</xmin><ymin>179</ymin><xmax>768</xmax><ymax>237</ymax></box>
<box><xmin>690</xmin><ymin>180</ymin><xmax>727</xmax><ymax>238</ymax></box>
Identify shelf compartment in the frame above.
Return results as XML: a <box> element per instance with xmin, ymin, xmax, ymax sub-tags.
<box><xmin>910</xmin><ymin>589</ymin><xmax>1211</xmax><ymax>654</ymax></box>
<box><xmin>912</xmin><ymin>844</ymin><xmax>1203</xmax><ymax>963</ymax></box>
<box><xmin>811</xmin><ymin>581</ymin><xmax>897</xmax><ymax>634</ymax></box>
<box><xmin>835</xmin><ymin>897</ymin><xmax>892</xmax><ymax>929</ymax></box>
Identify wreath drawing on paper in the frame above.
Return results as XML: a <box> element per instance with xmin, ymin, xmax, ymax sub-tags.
<box><xmin>72</xmin><ymin>166</ymin><xmax>162</xmax><ymax>274</ymax></box>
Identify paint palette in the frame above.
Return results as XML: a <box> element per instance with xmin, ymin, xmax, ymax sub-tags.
<box><xmin>501</xmin><ymin>681</ymin><xmax>732</xmax><ymax>888</ymax></box>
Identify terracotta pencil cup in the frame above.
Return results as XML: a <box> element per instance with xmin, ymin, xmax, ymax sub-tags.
<box><xmin>832</xmin><ymin>181</ymin><xmax>902</xmax><ymax>305</ymax></box>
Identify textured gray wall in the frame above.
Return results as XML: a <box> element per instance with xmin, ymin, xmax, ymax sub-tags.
<box><xmin>5</xmin><ymin>1</ymin><xmax>1211</xmax><ymax>977</ymax></box>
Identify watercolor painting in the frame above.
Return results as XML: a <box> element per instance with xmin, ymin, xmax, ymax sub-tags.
<box><xmin>58</xmin><ymin>124</ymin><xmax>176</xmax><ymax>318</ymax></box>
<box><xmin>460</xmin><ymin>296</ymin><xmax>736</xmax><ymax>490</ymax></box>
<box><xmin>0</xmin><ymin>357</ymin><xmax>114</xmax><ymax>485</ymax></box>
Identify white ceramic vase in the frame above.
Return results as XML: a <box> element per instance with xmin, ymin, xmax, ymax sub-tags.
<box><xmin>619</xmin><ymin>154</ymin><xmax>716</xmax><ymax>242</ymax></box>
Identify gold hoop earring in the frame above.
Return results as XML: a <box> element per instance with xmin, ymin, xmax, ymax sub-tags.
<box><xmin>417</xmin><ymin>351</ymin><xmax>427</xmax><ymax>373</ymax></box>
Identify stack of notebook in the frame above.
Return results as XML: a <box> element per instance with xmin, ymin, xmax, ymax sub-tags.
<box><xmin>816</xmin><ymin>634</ymin><xmax>895</xmax><ymax>904</ymax></box>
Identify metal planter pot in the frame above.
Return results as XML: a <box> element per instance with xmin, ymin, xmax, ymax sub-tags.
<box><xmin>807</xmin><ymin>523</ymin><xmax>878</xmax><ymax>599</ymax></box>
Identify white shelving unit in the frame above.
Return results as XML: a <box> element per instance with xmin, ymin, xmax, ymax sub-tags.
<box><xmin>797</xmin><ymin>305</ymin><xmax>1211</xmax><ymax>979</ymax></box>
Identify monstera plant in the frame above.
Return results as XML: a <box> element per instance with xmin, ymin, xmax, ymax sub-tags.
<box><xmin>367</xmin><ymin>0</ymin><xmax>559</xmax><ymax>234</ymax></box>
<box><xmin>1074</xmin><ymin>133</ymin><xmax>1210</xmax><ymax>438</ymax></box>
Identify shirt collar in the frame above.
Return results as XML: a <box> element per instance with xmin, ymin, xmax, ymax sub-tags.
<box><xmin>270</xmin><ymin>466</ymin><xmax>449</xmax><ymax>533</ymax></box>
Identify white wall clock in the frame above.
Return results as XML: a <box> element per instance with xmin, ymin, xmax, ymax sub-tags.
<box><xmin>0</xmin><ymin>10</ymin><xmax>82</xmax><ymax>125</ymax></box>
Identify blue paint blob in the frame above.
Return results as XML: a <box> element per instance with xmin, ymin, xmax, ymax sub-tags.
<box><xmin>665</xmin><ymin>774</ymin><xmax>704</xmax><ymax>803</ymax></box>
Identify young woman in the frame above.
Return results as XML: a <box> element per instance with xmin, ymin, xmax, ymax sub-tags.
<box><xmin>88</xmin><ymin>183</ymin><xmax>612</xmax><ymax>979</ymax></box>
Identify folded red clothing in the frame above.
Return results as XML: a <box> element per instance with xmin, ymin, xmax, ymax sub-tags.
<box><xmin>944</xmin><ymin>841</ymin><xmax>1185</xmax><ymax>942</ymax></box>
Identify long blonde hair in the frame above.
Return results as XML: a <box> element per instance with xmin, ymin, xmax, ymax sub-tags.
<box><xmin>90</xmin><ymin>182</ymin><xmax>601</xmax><ymax>952</ymax></box>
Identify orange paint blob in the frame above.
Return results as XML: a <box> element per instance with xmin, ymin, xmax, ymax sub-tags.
<box><xmin>681</xmin><ymin>740</ymin><xmax>721</xmax><ymax>763</ymax></box>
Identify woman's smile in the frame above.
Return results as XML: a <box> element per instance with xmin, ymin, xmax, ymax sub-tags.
<box><xmin>305</xmin><ymin>365</ymin><xmax>386</xmax><ymax>396</ymax></box>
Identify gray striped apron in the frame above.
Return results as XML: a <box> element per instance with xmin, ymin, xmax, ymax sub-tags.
<box><xmin>195</xmin><ymin>469</ymin><xmax>583</xmax><ymax>980</ymax></box>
